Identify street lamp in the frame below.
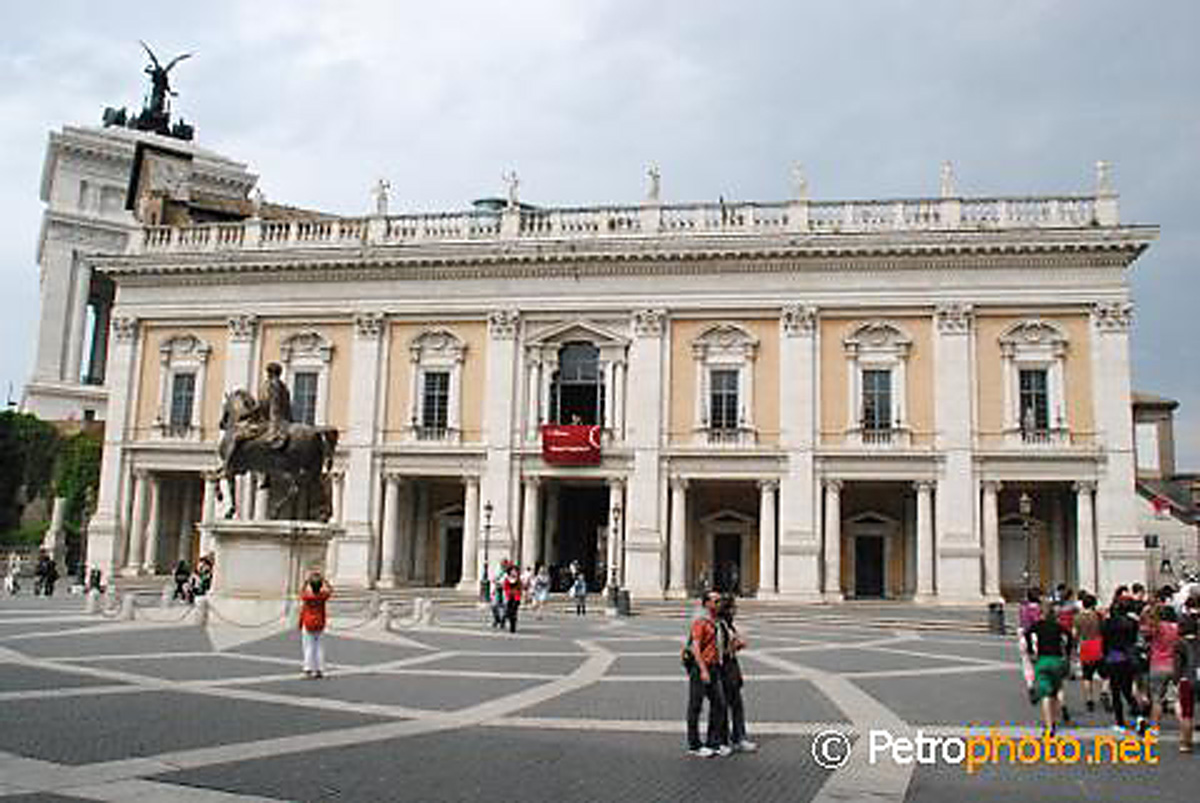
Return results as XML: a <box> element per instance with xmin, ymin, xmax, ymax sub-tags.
<box><xmin>1019</xmin><ymin>492</ymin><xmax>1033</xmax><ymax>596</ymax></box>
<box><xmin>480</xmin><ymin>501</ymin><xmax>494</xmax><ymax>602</ymax></box>
<box><xmin>609</xmin><ymin>504</ymin><xmax>622</xmax><ymax>591</ymax></box>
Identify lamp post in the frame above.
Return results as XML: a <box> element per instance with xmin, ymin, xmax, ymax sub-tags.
<box><xmin>606</xmin><ymin>503</ymin><xmax>622</xmax><ymax>612</ymax></box>
<box><xmin>1019</xmin><ymin>492</ymin><xmax>1033</xmax><ymax>596</ymax></box>
<box><xmin>480</xmin><ymin>501</ymin><xmax>493</xmax><ymax>602</ymax></box>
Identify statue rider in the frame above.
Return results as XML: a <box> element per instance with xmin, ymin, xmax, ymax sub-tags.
<box><xmin>259</xmin><ymin>362</ymin><xmax>293</xmax><ymax>450</ymax></box>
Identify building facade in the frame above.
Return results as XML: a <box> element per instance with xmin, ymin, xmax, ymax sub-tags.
<box><xmin>51</xmin><ymin>129</ymin><xmax>1155</xmax><ymax>602</ymax></box>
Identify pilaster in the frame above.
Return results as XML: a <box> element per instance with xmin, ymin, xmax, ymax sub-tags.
<box><xmin>481</xmin><ymin>310</ymin><xmax>520</xmax><ymax>567</ymax></box>
<box><xmin>778</xmin><ymin>304</ymin><xmax>822</xmax><ymax>598</ymax></box>
<box><xmin>626</xmin><ymin>309</ymin><xmax>667</xmax><ymax>594</ymax></box>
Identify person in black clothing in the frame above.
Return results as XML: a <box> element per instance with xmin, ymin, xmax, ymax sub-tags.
<box><xmin>716</xmin><ymin>595</ymin><xmax>758</xmax><ymax>753</ymax></box>
<box><xmin>173</xmin><ymin>560</ymin><xmax>191</xmax><ymax>602</ymax></box>
<box><xmin>1025</xmin><ymin>599</ymin><xmax>1071</xmax><ymax>733</ymax></box>
<box><xmin>1102</xmin><ymin>599</ymin><xmax>1145</xmax><ymax>732</ymax></box>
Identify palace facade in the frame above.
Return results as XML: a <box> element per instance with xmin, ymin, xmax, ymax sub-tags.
<box><xmin>30</xmin><ymin>127</ymin><xmax>1159</xmax><ymax>602</ymax></box>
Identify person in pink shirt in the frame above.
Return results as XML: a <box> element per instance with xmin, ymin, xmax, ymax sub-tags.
<box><xmin>1143</xmin><ymin>595</ymin><xmax>1180</xmax><ymax>727</ymax></box>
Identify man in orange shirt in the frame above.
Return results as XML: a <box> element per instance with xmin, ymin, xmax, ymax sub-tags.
<box><xmin>685</xmin><ymin>591</ymin><xmax>729</xmax><ymax>757</ymax></box>
<box><xmin>299</xmin><ymin>569</ymin><xmax>332</xmax><ymax>678</ymax></box>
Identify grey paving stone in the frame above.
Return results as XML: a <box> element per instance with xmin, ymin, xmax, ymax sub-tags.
<box><xmin>531</xmin><ymin>676</ymin><xmax>847</xmax><ymax>724</ymax></box>
<box><xmin>406</xmin><ymin>631</ymin><xmax>583</xmax><ymax>654</ymax></box>
<box><xmin>59</xmin><ymin>653</ymin><xmax>295</xmax><ymax>682</ymax></box>
<box><xmin>0</xmin><ymin>689</ymin><xmax>390</xmax><ymax>765</ymax></box>
<box><xmin>773</xmin><ymin>646</ymin><xmax>971</xmax><ymax>674</ymax></box>
<box><xmin>414</xmin><ymin>652</ymin><xmax>585</xmax><ymax>675</ymax></box>
<box><xmin>587</xmin><ymin>638</ymin><xmax>681</xmax><ymax>654</ymax></box>
<box><xmin>0</xmin><ymin>620</ymin><xmax>109</xmax><ymax>639</ymax></box>
<box><xmin>7</xmin><ymin>627</ymin><xmax>213</xmax><ymax>659</ymax></box>
<box><xmin>153</xmin><ymin>727</ymin><xmax>833</xmax><ymax>803</ymax></box>
<box><xmin>240</xmin><ymin>672</ymin><xmax>543</xmax><ymax>711</ymax></box>
<box><xmin>229</xmin><ymin>631</ymin><xmax>424</xmax><ymax>666</ymax></box>
<box><xmin>855</xmin><ymin>669</ymin><xmax>1086</xmax><ymax>728</ymax></box>
<box><xmin>0</xmin><ymin>662</ymin><xmax>128</xmax><ymax>692</ymax></box>
<box><xmin>607</xmin><ymin>653</ymin><xmax>689</xmax><ymax>676</ymax></box>
<box><xmin>0</xmin><ymin>793</ymin><xmax>95</xmax><ymax>802</ymax></box>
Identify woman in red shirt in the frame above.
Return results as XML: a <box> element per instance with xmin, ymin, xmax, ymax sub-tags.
<box><xmin>300</xmin><ymin>569</ymin><xmax>332</xmax><ymax>678</ymax></box>
<box><xmin>502</xmin><ymin>565</ymin><xmax>522</xmax><ymax>633</ymax></box>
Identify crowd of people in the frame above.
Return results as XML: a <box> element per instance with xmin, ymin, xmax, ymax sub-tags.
<box><xmin>171</xmin><ymin>555</ymin><xmax>214</xmax><ymax>604</ymax></box>
<box><xmin>485</xmin><ymin>559</ymin><xmax>579</xmax><ymax>632</ymax></box>
<box><xmin>4</xmin><ymin>550</ymin><xmax>60</xmax><ymax>596</ymax></box>
<box><xmin>1019</xmin><ymin>580</ymin><xmax>1200</xmax><ymax>752</ymax></box>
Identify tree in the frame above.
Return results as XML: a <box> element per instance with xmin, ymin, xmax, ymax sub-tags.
<box><xmin>0</xmin><ymin>411</ymin><xmax>61</xmax><ymax>533</ymax></box>
<box><xmin>54</xmin><ymin>430</ymin><xmax>102</xmax><ymax>531</ymax></box>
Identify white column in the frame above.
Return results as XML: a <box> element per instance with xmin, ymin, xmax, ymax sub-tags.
<box><xmin>521</xmin><ymin>477</ymin><xmax>541</xmax><ymax>569</ymax></box>
<box><xmin>142</xmin><ymin>475</ymin><xmax>163</xmax><ymax>573</ymax></box>
<box><xmin>758</xmin><ymin>480</ymin><xmax>778</xmax><ymax>596</ymax></box>
<box><xmin>43</xmin><ymin>496</ymin><xmax>67</xmax><ymax>567</ymax></box>
<box><xmin>982</xmin><ymin>480</ymin><xmax>1002</xmax><ymax>598</ymax></box>
<box><xmin>124</xmin><ymin>470</ymin><xmax>149</xmax><ymax>575</ymax></box>
<box><xmin>379</xmin><ymin>473</ymin><xmax>402</xmax><ymax>588</ymax></box>
<box><xmin>482</xmin><ymin>310</ymin><xmax>520</xmax><ymax>566</ymax></box>
<box><xmin>823</xmin><ymin>479</ymin><xmax>842</xmax><ymax>600</ymax></box>
<box><xmin>608</xmin><ymin>478</ymin><xmax>626</xmax><ymax>585</ymax></box>
<box><xmin>544</xmin><ymin>485</ymin><xmax>560</xmax><ymax>566</ymax></box>
<box><xmin>668</xmin><ymin>477</ymin><xmax>688</xmax><ymax>595</ymax></box>
<box><xmin>202</xmin><ymin>473</ymin><xmax>219</xmax><ymax>525</ymax></box>
<box><xmin>627</xmin><ymin>310</ymin><xmax>667</xmax><ymax>593</ymax></box>
<box><xmin>915</xmin><ymin>480</ymin><xmax>935</xmax><ymax>599</ymax></box>
<box><xmin>338</xmin><ymin>313</ymin><xmax>386</xmax><ymax>587</ymax></box>
<box><xmin>458</xmin><ymin>477</ymin><xmax>480</xmax><ymax>590</ymax></box>
<box><xmin>64</xmin><ymin>256</ymin><xmax>92</xmax><ymax>384</ymax></box>
<box><xmin>1075</xmin><ymin>480</ymin><xmax>1097</xmax><ymax>594</ymax></box>
<box><xmin>1090</xmin><ymin>302</ymin><xmax>1139</xmax><ymax>599</ymax></box>
<box><xmin>87</xmin><ymin>315</ymin><xmax>139</xmax><ymax>580</ymax></box>
<box><xmin>525</xmin><ymin>350</ymin><xmax>541</xmax><ymax>439</ymax></box>
<box><xmin>778</xmin><ymin>305</ymin><xmax>821</xmax><ymax>598</ymax></box>
<box><xmin>934</xmin><ymin>304</ymin><xmax>980</xmax><ymax>601</ymax></box>
<box><xmin>612</xmin><ymin>359</ymin><xmax>626</xmax><ymax>440</ymax></box>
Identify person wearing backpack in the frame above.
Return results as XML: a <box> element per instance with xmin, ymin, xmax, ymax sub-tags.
<box><xmin>683</xmin><ymin>591</ymin><xmax>729</xmax><ymax>757</ymax></box>
<box><xmin>1173</xmin><ymin>614</ymin><xmax>1200</xmax><ymax>753</ymax></box>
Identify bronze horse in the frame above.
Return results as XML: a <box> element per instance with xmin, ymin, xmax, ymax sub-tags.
<box><xmin>216</xmin><ymin>389</ymin><xmax>338</xmax><ymax>520</ymax></box>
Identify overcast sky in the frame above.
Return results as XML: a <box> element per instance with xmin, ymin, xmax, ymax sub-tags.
<box><xmin>2</xmin><ymin>1</ymin><xmax>1197</xmax><ymax>466</ymax></box>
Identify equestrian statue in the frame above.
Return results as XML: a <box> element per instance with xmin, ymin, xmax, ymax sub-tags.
<box><xmin>216</xmin><ymin>363</ymin><xmax>339</xmax><ymax>521</ymax></box>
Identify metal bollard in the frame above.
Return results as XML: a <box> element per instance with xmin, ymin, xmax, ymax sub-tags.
<box><xmin>119</xmin><ymin>593</ymin><xmax>137</xmax><ymax>621</ymax></box>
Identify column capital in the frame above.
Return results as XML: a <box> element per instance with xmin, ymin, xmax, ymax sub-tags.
<box><xmin>226</xmin><ymin>314</ymin><xmax>258</xmax><ymax>342</ymax></box>
<box><xmin>354</xmin><ymin>312</ymin><xmax>386</xmax><ymax>340</ymax></box>
<box><xmin>488</xmin><ymin>309</ymin><xmax>520</xmax><ymax>340</ymax></box>
<box><xmin>781</xmin><ymin>304</ymin><xmax>817</xmax><ymax>337</ymax></box>
<box><xmin>1073</xmin><ymin>479</ymin><xmax>1098</xmax><ymax>493</ymax></box>
<box><xmin>112</xmin><ymin>315</ymin><xmax>139</xmax><ymax>343</ymax></box>
<box><xmin>464</xmin><ymin>474</ymin><xmax>481</xmax><ymax>489</ymax></box>
<box><xmin>758</xmin><ymin>478</ymin><xmax>780</xmax><ymax>493</ymax></box>
<box><xmin>522</xmin><ymin>475</ymin><xmax>541</xmax><ymax>489</ymax></box>
<box><xmin>913</xmin><ymin>479</ymin><xmax>936</xmax><ymax>494</ymax></box>
<box><xmin>606</xmin><ymin>476</ymin><xmax>627</xmax><ymax>492</ymax></box>
<box><xmin>632</xmin><ymin>309</ymin><xmax>667</xmax><ymax>338</ymax></box>
<box><xmin>935</xmin><ymin>303</ymin><xmax>973</xmax><ymax>335</ymax></box>
<box><xmin>823</xmin><ymin>478</ymin><xmax>843</xmax><ymax>493</ymax></box>
<box><xmin>383</xmin><ymin>470</ymin><xmax>406</xmax><ymax>485</ymax></box>
<box><xmin>981</xmin><ymin>479</ymin><xmax>1003</xmax><ymax>494</ymax></box>
<box><xmin>1092</xmin><ymin>301</ymin><xmax>1133</xmax><ymax>332</ymax></box>
<box><xmin>670</xmin><ymin>475</ymin><xmax>689</xmax><ymax>492</ymax></box>
<box><xmin>132</xmin><ymin>467</ymin><xmax>150</xmax><ymax>481</ymax></box>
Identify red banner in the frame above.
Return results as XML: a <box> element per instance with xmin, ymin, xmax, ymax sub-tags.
<box><xmin>542</xmin><ymin>424</ymin><xmax>602</xmax><ymax>465</ymax></box>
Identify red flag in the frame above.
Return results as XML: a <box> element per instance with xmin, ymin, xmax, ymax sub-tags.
<box><xmin>542</xmin><ymin>424</ymin><xmax>601</xmax><ymax>465</ymax></box>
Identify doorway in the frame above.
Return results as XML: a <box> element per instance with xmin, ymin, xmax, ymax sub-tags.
<box><xmin>713</xmin><ymin>532</ymin><xmax>742</xmax><ymax>594</ymax></box>
<box><xmin>854</xmin><ymin>535</ymin><xmax>885</xmax><ymax>598</ymax></box>
<box><xmin>555</xmin><ymin>484</ymin><xmax>609</xmax><ymax>591</ymax></box>
<box><xmin>442</xmin><ymin>525</ymin><xmax>463</xmax><ymax>586</ymax></box>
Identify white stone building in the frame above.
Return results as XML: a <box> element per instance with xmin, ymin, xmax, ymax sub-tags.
<box><xmin>27</xmin><ymin>126</ymin><xmax>1160</xmax><ymax>602</ymax></box>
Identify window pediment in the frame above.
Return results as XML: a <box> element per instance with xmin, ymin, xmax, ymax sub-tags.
<box><xmin>843</xmin><ymin>321</ymin><xmax>911</xmax><ymax>357</ymax></box>
<box><xmin>280</xmin><ymin>330</ymin><xmax>334</xmax><ymax>363</ymax></box>
<box><xmin>409</xmin><ymin>329</ymin><xmax>465</xmax><ymax>364</ymax></box>
<box><xmin>692</xmin><ymin>323</ymin><xmax>759</xmax><ymax>361</ymax></box>
<box><xmin>528</xmin><ymin>319</ymin><xmax>629</xmax><ymax>349</ymax></box>
<box><xmin>998</xmin><ymin>320</ymin><xmax>1068</xmax><ymax>357</ymax></box>
<box><xmin>159</xmin><ymin>333</ymin><xmax>211</xmax><ymax>364</ymax></box>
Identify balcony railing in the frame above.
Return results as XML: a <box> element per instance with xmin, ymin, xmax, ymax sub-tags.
<box><xmin>412</xmin><ymin>425</ymin><xmax>458</xmax><ymax>443</ymax></box>
<box><xmin>130</xmin><ymin>191</ymin><xmax>1118</xmax><ymax>257</ymax></box>
<box><xmin>703</xmin><ymin>426</ymin><xmax>757</xmax><ymax>447</ymax></box>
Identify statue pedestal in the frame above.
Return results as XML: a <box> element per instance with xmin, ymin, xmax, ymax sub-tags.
<box><xmin>201</xmin><ymin>521</ymin><xmax>341</xmax><ymax>625</ymax></box>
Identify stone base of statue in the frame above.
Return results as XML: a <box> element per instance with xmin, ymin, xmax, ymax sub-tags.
<box><xmin>200</xmin><ymin>520</ymin><xmax>341</xmax><ymax>626</ymax></box>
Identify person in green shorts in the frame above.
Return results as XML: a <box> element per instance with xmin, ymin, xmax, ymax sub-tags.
<box><xmin>1026</xmin><ymin>598</ymin><xmax>1071</xmax><ymax>734</ymax></box>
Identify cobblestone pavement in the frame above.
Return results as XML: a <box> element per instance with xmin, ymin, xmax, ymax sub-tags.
<box><xmin>1</xmin><ymin>594</ymin><xmax>1196</xmax><ymax>802</ymax></box>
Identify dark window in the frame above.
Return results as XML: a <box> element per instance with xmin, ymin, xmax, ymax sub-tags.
<box><xmin>861</xmin><ymin>369</ymin><xmax>892</xmax><ymax>430</ymax></box>
<box><xmin>421</xmin><ymin>370</ymin><xmax>450</xmax><ymax>434</ymax></box>
<box><xmin>550</xmin><ymin>342</ymin><xmax>603</xmax><ymax>425</ymax></box>
<box><xmin>292</xmin><ymin>371</ymin><xmax>319</xmax><ymax>426</ymax></box>
<box><xmin>709</xmin><ymin>369</ymin><xmax>740</xmax><ymax>430</ymax></box>
<box><xmin>1019</xmin><ymin>369</ymin><xmax>1049</xmax><ymax>431</ymax></box>
<box><xmin>169</xmin><ymin>372</ymin><xmax>195</xmax><ymax>430</ymax></box>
